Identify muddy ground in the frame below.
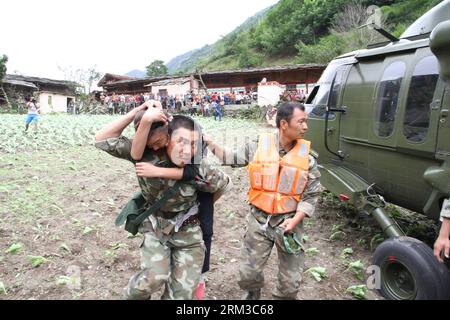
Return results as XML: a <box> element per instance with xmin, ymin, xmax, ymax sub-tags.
<box><xmin>0</xmin><ymin>143</ymin><xmax>438</xmax><ymax>300</ymax></box>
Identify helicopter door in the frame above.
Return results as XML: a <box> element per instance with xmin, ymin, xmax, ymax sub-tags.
<box><xmin>397</xmin><ymin>51</ymin><xmax>442</xmax><ymax>155</ymax></box>
<box><xmin>338</xmin><ymin>59</ymin><xmax>388</xmax><ymax>171</ymax></box>
<box><xmin>306</xmin><ymin>60</ymin><xmax>350</xmax><ymax>160</ymax></box>
<box><xmin>324</xmin><ymin>64</ymin><xmax>348</xmax><ymax>157</ymax></box>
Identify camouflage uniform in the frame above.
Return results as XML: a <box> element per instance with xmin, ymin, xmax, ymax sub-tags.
<box><xmin>222</xmin><ymin>131</ymin><xmax>322</xmax><ymax>299</ymax></box>
<box><xmin>95</xmin><ymin>136</ymin><xmax>231</xmax><ymax>300</ymax></box>
<box><xmin>441</xmin><ymin>198</ymin><xmax>450</xmax><ymax>221</ymax></box>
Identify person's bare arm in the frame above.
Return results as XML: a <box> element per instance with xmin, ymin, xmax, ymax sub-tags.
<box><xmin>130</xmin><ymin>106</ymin><xmax>167</xmax><ymax>161</ymax></box>
<box><xmin>203</xmin><ymin>133</ymin><xmax>226</xmax><ymax>163</ymax></box>
<box><xmin>135</xmin><ymin>163</ymin><xmax>183</xmax><ymax>179</ymax></box>
<box><xmin>203</xmin><ymin>133</ymin><xmax>255</xmax><ymax>167</ymax></box>
<box><xmin>95</xmin><ymin>103</ymin><xmax>147</xmax><ymax>142</ymax></box>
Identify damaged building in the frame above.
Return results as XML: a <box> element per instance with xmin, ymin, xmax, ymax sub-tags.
<box><xmin>0</xmin><ymin>74</ymin><xmax>78</xmax><ymax>113</ymax></box>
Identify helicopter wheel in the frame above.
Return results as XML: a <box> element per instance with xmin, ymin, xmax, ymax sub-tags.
<box><xmin>372</xmin><ymin>236</ymin><xmax>450</xmax><ymax>300</ymax></box>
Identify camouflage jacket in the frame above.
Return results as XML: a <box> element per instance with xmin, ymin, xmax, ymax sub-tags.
<box><xmin>220</xmin><ymin>131</ymin><xmax>322</xmax><ymax>227</ymax></box>
<box><xmin>441</xmin><ymin>198</ymin><xmax>450</xmax><ymax>220</ymax></box>
<box><xmin>95</xmin><ymin>136</ymin><xmax>231</xmax><ymax>214</ymax></box>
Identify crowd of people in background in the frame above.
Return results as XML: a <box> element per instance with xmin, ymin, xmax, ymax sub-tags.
<box><xmin>98</xmin><ymin>90</ymin><xmax>258</xmax><ymax>119</ymax></box>
<box><xmin>95</xmin><ymin>87</ymin><xmax>308</xmax><ymax>121</ymax></box>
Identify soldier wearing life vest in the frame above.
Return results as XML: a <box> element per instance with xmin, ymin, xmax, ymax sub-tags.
<box><xmin>204</xmin><ymin>101</ymin><xmax>322</xmax><ymax>300</ymax></box>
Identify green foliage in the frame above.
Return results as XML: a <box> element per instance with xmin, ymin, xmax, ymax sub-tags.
<box><xmin>146</xmin><ymin>60</ymin><xmax>168</xmax><ymax>77</ymax></box>
<box><xmin>341</xmin><ymin>247</ymin><xmax>354</xmax><ymax>258</ymax></box>
<box><xmin>346</xmin><ymin>260</ymin><xmax>365</xmax><ymax>281</ymax></box>
<box><xmin>357</xmin><ymin>239</ymin><xmax>368</xmax><ymax>247</ymax></box>
<box><xmin>296</xmin><ymin>34</ymin><xmax>345</xmax><ymax>64</ymax></box>
<box><xmin>381</xmin><ymin>0</ymin><xmax>443</xmax><ymax>31</ymax></box>
<box><xmin>5</xmin><ymin>243</ymin><xmax>23</xmax><ymax>254</ymax></box>
<box><xmin>238</xmin><ymin>49</ymin><xmax>263</xmax><ymax>69</ymax></box>
<box><xmin>346</xmin><ymin>285</ymin><xmax>368</xmax><ymax>299</ymax></box>
<box><xmin>305</xmin><ymin>247</ymin><xmax>320</xmax><ymax>256</ymax></box>
<box><xmin>0</xmin><ymin>54</ymin><xmax>7</xmax><ymax>82</ymax></box>
<box><xmin>254</xmin><ymin>0</ymin><xmax>350</xmax><ymax>55</ymax></box>
<box><xmin>305</xmin><ymin>266</ymin><xmax>328</xmax><ymax>282</ymax></box>
<box><xmin>330</xmin><ymin>224</ymin><xmax>346</xmax><ymax>241</ymax></box>
<box><xmin>0</xmin><ymin>114</ymin><xmax>136</xmax><ymax>154</ymax></box>
<box><xmin>0</xmin><ymin>281</ymin><xmax>6</xmax><ymax>295</ymax></box>
<box><xmin>370</xmin><ymin>234</ymin><xmax>385</xmax><ymax>250</ymax></box>
<box><xmin>82</xmin><ymin>226</ymin><xmax>94</xmax><ymax>235</ymax></box>
<box><xmin>236</xmin><ymin>105</ymin><xmax>265</xmax><ymax>120</ymax></box>
<box><xmin>27</xmin><ymin>255</ymin><xmax>48</xmax><ymax>268</ymax></box>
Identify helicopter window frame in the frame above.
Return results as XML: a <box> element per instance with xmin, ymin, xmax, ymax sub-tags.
<box><xmin>402</xmin><ymin>55</ymin><xmax>439</xmax><ymax>143</ymax></box>
<box><xmin>327</xmin><ymin>65</ymin><xmax>346</xmax><ymax>110</ymax></box>
<box><xmin>374</xmin><ymin>60</ymin><xmax>406</xmax><ymax>138</ymax></box>
<box><xmin>309</xmin><ymin>63</ymin><xmax>347</xmax><ymax>120</ymax></box>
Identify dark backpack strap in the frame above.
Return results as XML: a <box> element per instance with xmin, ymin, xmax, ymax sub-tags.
<box><xmin>131</xmin><ymin>181</ymin><xmax>183</xmax><ymax>226</ymax></box>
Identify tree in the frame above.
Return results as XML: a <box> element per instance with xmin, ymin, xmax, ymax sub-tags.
<box><xmin>0</xmin><ymin>54</ymin><xmax>8</xmax><ymax>83</ymax></box>
<box><xmin>330</xmin><ymin>2</ymin><xmax>387</xmax><ymax>48</ymax></box>
<box><xmin>0</xmin><ymin>54</ymin><xmax>13</xmax><ymax>111</ymax></box>
<box><xmin>57</xmin><ymin>65</ymin><xmax>103</xmax><ymax>95</ymax></box>
<box><xmin>146</xmin><ymin>60</ymin><xmax>168</xmax><ymax>77</ymax></box>
<box><xmin>85</xmin><ymin>67</ymin><xmax>102</xmax><ymax>95</ymax></box>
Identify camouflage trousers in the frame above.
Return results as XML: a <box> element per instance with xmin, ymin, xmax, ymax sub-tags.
<box><xmin>124</xmin><ymin>219</ymin><xmax>205</xmax><ymax>300</ymax></box>
<box><xmin>237</xmin><ymin>211</ymin><xmax>305</xmax><ymax>299</ymax></box>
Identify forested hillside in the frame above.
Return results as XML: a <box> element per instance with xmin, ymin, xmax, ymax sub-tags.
<box><xmin>167</xmin><ymin>0</ymin><xmax>443</xmax><ymax>74</ymax></box>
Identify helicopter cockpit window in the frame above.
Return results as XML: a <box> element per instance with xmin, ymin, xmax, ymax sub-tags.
<box><xmin>327</xmin><ymin>66</ymin><xmax>345</xmax><ymax>109</ymax></box>
<box><xmin>309</xmin><ymin>62</ymin><xmax>345</xmax><ymax>120</ymax></box>
<box><xmin>403</xmin><ymin>56</ymin><xmax>439</xmax><ymax>143</ymax></box>
<box><xmin>374</xmin><ymin>61</ymin><xmax>406</xmax><ymax>138</ymax></box>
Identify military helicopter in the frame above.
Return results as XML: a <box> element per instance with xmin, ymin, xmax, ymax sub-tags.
<box><xmin>304</xmin><ymin>0</ymin><xmax>450</xmax><ymax>300</ymax></box>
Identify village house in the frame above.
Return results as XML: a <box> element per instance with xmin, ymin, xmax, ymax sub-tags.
<box><xmin>0</xmin><ymin>74</ymin><xmax>78</xmax><ymax>113</ymax></box>
<box><xmin>97</xmin><ymin>64</ymin><xmax>326</xmax><ymax>100</ymax></box>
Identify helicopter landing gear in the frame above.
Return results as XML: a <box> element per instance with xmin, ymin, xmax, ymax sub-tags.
<box><xmin>373</xmin><ymin>236</ymin><xmax>450</xmax><ymax>300</ymax></box>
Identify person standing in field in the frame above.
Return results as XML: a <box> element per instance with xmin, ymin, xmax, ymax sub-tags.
<box><xmin>204</xmin><ymin>102</ymin><xmax>322</xmax><ymax>300</ymax></box>
<box><xmin>25</xmin><ymin>96</ymin><xmax>40</xmax><ymax>132</ymax></box>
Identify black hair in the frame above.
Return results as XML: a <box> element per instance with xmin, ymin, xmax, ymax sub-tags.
<box><xmin>168</xmin><ymin>115</ymin><xmax>202</xmax><ymax>136</ymax></box>
<box><xmin>275</xmin><ymin>102</ymin><xmax>305</xmax><ymax>128</ymax></box>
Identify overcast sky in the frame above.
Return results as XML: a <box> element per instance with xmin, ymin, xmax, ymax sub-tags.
<box><xmin>1</xmin><ymin>0</ymin><xmax>279</xmax><ymax>80</ymax></box>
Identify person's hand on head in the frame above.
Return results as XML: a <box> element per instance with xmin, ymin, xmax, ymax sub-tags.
<box><xmin>133</xmin><ymin>102</ymin><xmax>149</xmax><ymax>114</ymax></box>
<box><xmin>142</xmin><ymin>106</ymin><xmax>168</xmax><ymax>124</ymax></box>
<box><xmin>153</xmin><ymin>100</ymin><xmax>163</xmax><ymax>110</ymax></box>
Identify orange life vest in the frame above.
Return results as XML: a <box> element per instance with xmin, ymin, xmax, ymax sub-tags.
<box><xmin>248</xmin><ymin>133</ymin><xmax>310</xmax><ymax>215</ymax></box>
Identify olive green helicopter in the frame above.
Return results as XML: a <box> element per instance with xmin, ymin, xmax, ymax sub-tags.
<box><xmin>304</xmin><ymin>0</ymin><xmax>450</xmax><ymax>300</ymax></box>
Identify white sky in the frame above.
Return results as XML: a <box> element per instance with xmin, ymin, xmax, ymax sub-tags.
<box><xmin>1</xmin><ymin>0</ymin><xmax>280</xmax><ymax>81</ymax></box>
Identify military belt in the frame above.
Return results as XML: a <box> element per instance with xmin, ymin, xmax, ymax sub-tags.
<box><xmin>153</xmin><ymin>210</ymin><xmax>181</xmax><ymax>220</ymax></box>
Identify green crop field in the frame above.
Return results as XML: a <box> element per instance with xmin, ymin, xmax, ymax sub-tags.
<box><xmin>0</xmin><ymin>114</ymin><xmax>264</xmax><ymax>154</ymax></box>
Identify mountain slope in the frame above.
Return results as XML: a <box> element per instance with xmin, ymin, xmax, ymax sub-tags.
<box><xmin>166</xmin><ymin>0</ymin><xmax>443</xmax><ymax>74</ymax></box>
<box><xmin>125</xmin><ymin>69</ymin><xmax>146</xmax><ymax>78</ymax></box>
<box><xmin>167</xmin><ymin>45</ymin><xmax>212</xmax><ymax>74</ymax></box>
